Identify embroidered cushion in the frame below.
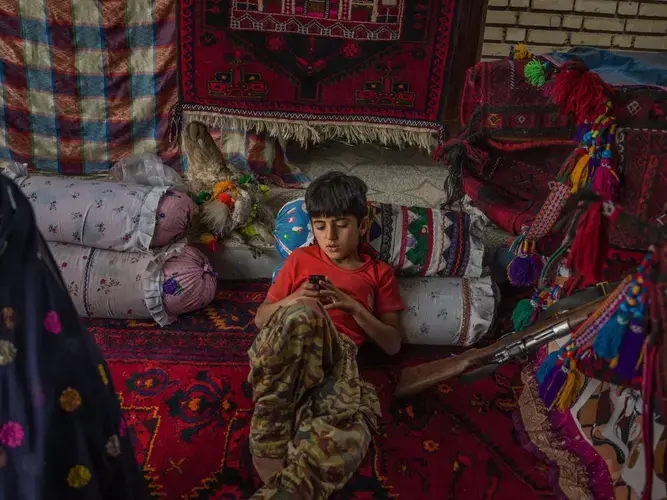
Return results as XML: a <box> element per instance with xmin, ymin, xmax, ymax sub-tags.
<box><xmin>274</xmin><ymin>198</ymin><xmax>484</xmax><ymax>278</ymax></box>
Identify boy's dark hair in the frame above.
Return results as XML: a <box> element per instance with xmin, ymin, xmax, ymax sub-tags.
<box><xmin>305</xmin><ymin>171</ymin><xmax>368</xmax><ymax>223</ymax></box>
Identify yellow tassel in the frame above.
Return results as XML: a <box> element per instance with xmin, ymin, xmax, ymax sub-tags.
<box><xmin>570</xmin><ymin>154</ymin><xmax>590</xmax><ymax>193</ymax></box>
<box><xmin>212</xmin><ymin>180</ymin><xmax>237</xmax><ymax>200</ymax></box>
<box><xmin>609</xmin><ymin>357</ymin><xmax>619</xmax><ymax>368</ymax></box>
<box><xmin>200</xmin><ymin>233</ymin><xmax>215</xmax><ymax>244</ymax></box>
<box><xmin>554</xmin><ymin>370</ymin><xmax>585</xmax><ymax>411</ymax></box>
<box><xmin>513</xmin><ymin>43</ymin><xmax>532</xmax><ymax>60</ymax></box>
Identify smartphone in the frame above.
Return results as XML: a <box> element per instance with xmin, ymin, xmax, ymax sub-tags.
<box><xmin>309</xmin><ymin>275</ymin><xmax>326</xmax><ymax>288</ymax></box>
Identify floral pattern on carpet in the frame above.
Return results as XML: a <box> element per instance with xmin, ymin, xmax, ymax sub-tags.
<box><xmin>86</xmin><ymin>281</ymin><xmax>557</xmax><ymax>499</ymax></box>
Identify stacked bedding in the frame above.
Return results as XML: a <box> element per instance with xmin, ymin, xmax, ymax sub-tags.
<box><xmin>1</xmin><ymin>161</ymin><xmax>217</xmax><ymax>325</ymax></box>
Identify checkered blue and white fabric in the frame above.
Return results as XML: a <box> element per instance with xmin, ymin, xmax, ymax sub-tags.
<box><xmin>0</xmin><ymin>0</ymin><xmax>181</xmax><ymax>174</ymax></box>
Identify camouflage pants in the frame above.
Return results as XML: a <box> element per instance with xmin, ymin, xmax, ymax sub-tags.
<box><xmin>248</xmin><ymin>300</ymin><xmax>381</xmax><ymax>500</ymax></box>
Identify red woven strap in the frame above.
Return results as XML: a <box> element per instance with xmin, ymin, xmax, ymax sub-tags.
<box><xmin>525</xmin><ymin>182</ymin><xmax>571</xmax><ymax>241</ymax></box>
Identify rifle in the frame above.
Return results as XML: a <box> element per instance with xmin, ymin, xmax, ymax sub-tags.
<box><xmin>394</xmin><ymin>292</ymin><xmax>610</xmax><ymax>398</ymax></box>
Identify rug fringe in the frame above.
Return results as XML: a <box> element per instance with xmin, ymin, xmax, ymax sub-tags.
<box><xmin>183</xmin><ymin>111</ymin><xmax>438</xmax><ymax>151</ymax></box>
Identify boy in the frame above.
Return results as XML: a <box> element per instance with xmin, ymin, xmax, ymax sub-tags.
<box><xmin>248</xmin><ymin>172</ymin><xmax>405</xmax><ymax>499</ymax></box>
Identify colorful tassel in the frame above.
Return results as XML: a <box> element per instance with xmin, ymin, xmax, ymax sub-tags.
<box><xmin>507</xmin><ymin>254</ymin><xmax>543</xmax><ymax>287</ymax></box>
<box><xmin>200</xmin><ymin>233</ymin><xmax>220</xmax><ymax>253</ymax></box>
<box><xmin>511</xmin><ymin>43</ymin><xmax>532</xmax><ymax>61</ymax></box>
<box><xmin>550</xmin><ymin>64</ymin><xmax>609</xmax><ymax>125</ymax></box>
<box><xmin>569</xmin><ymin>152</ymin><xmax>590</xmax><ymax>193</ymax></box>
<box><xmin>512</xmin><ymin>299</ymin><xmax>536</xmax><ymax>332</ymax></box>
<box><xmin>614</xmin><ymin>319</ymin><xmax>646</xmax><ymax>380</ymax></box>
<box><xmin>540</xmin><ymin>367</ymin><xmax>568</xmax><ymax>409</ymax></box>
<box><xmin>524</xmin><ymin>59</ymin><xmax>546</xmax><ymax>87</ymax></box>
<box><xmin>536</xmin><ymin>351</ymin><xmax>559</xmax><ymax>384</ymax></box>
<box><xmin>239</xmin><ymin>174</ymin><xmax>253</xmax><ymax>185</ymax></box>
<box><xmin>195</xmin><ymin>191</ymin><xmax>212</xmax><ymax>205</ymax></box>
<box><xmin>591</xmin><ymin>166</ymin><xmax>619</xmax><ymax>202</ymax></box>
<box><xmin>574</xmin><ymin>123</ymin><xmax>592</xmax><ymax>142</ymax></box>
<box><xmin>216</xmin><ymin>192</ymin><xmax>235</xmax><ymax>211</ymax></box>
<box><xmin>565</xmin><ymin>201</ymin><xmax>608</xmax><ymax>288</ymax></box>
<box><xmin>554</xmin><ymin>369</ymin><xmax>585</xmax><ymax>411</ymax></box>
<box><xmin>592</xmin><ymin>310</ymin><xmax>628</xmax><ymax>359</ymax></box>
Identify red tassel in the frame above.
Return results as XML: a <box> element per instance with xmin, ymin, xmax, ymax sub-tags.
<box><xmin>550</xmin><ymin>64</ymin><xmax>608</xmax><ymax>125</ymax></box>
<box><xmin>591</xmin><ymin>166</ymin><xmax>620</xmax><ymax>202</ymax></box>
<box><xmin>565</xmin><ymin>201</ymin><xmax>608</xmax><ymax>288</ymax></box>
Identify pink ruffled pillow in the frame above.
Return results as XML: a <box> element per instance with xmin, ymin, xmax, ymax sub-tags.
<box><xmin>152</xmin><ymin>191</ymin><xmax>195</xmax><ymax>247</ymax></box>
<box><xmin>162</xmin><ymin>246</ymin><xmax>217</xmax><ymax>317</ymax></box>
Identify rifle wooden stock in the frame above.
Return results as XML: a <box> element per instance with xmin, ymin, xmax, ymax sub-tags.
<box><xmin>394</xmin><ymin>295</ymin><xmax>607</xmax><ymax>398</ymax></box>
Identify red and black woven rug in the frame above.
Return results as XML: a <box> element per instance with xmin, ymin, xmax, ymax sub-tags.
<box><xmin>87</xmin><ymin>281</ymin><xmax>556</xmax><ymax>499</ymax></box>
<box><xmin>460</xmin><ymin>58</ymin><xmax>667</xmax><ymax>139</ymax></box>
<box><xmin>177</xmin><ymin>0</ymin><xmax>461</xmax><ymax>148</ymax></box>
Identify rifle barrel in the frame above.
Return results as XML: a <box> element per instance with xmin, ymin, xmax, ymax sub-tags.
<box><xmin>394</xmin><ymin>295</ymin><xmax>607</xmax><ymax>398</ymax></box>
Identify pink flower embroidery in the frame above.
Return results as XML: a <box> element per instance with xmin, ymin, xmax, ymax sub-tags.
<box><xmin>43</xmin><ymin>311</ymin><xmax>61</xmax><ymax>334</ymax></box>
<box><xmin>0</xmin><ymin>421</ymin><xmax>24</xmax><ymax>448</ymax></box>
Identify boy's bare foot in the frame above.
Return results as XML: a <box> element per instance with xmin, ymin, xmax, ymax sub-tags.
<box><xmin>253</xmin><ymin>455</ymin><xmax>286</xmax><ymax>485</ymax></box>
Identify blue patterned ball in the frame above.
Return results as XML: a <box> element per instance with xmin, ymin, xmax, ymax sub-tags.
<box><xmin>274</xmin><ymin>198</ymin><xmax>313</xmax><ymax>259</ymax></box>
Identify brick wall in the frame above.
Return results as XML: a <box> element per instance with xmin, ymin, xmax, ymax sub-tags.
<box><xmin>482</xmin><ymin>0</ymin><xmax>667</xmax><ymax>60</ymax></box>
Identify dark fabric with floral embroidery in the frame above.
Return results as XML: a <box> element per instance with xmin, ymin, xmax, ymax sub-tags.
<box><xmin>0</xmin><ymin>174</ymin><xmax>148</xmax><ymax>499</ymax></box>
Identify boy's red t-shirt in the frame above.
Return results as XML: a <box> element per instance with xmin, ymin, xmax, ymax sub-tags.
<box><xmin>267</xmin><ymin>245</ymin><xmax>405</xmax><ymax>345</ymax></box>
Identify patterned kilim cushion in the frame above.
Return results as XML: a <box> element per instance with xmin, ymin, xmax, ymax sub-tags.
<box><xmin>0</xmin><ymin>0</ymin><xmax>180</xmax><ymax>174</ymax></box>
<box><xmin>274</xmin><ymin>199</ymin><xmax>484</xmax><ymax>278</ymax></box>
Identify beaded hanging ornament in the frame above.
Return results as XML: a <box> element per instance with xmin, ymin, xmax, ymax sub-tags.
<box><xmin>508</xmin><ymin>54</ymin><xmax>621</xmax><ymax>333</ymax></box>
<box><xmin>535</xmin><ymin>247</ymin><xmax>656</xmax><ymax>411</ymax></box>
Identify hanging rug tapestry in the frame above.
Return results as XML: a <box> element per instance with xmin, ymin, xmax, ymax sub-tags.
<box><xmin>177</xmin><ymin>0</ymin><xmax>460</xmax><ymax>149</ymax></box>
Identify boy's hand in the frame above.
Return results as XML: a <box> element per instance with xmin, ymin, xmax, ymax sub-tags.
<box><xmin>318</xmin><ymin>281</ymin><xmax>364</xmax><ymax>314</ymax></box>
<box><xmin>287</xmin><ymin>281</ymin><xmax>321</xmax><ymax>302</ymax></box>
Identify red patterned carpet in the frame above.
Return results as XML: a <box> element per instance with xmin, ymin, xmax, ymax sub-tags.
<box><xmin>86</xmin><ymin>281</ymin><xmax>557</xmax><ymax>499</ymax></box>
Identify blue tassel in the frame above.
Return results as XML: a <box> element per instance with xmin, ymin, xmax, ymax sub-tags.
<box><xmin>536</xmin><ymin>351</ymin><xmax>559</xmax><ymax>384</ymax></box>
<box><xmin>592</xmin><ymin>312</ymin><xmax>628</xmax><ymax>360</ymax></box>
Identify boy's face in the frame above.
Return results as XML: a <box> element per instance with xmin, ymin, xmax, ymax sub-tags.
<box><xmin>311</xmin><ymin>214</ymin><xmax>369</xmax><ymax>261</ymax></box>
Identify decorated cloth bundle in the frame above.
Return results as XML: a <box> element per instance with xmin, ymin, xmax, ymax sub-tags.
<box><xmin>496</xmin><ymin>51</ymin><xmax>631</xmax><ymax>334</ymax></box>
<box><xmin>49</xmin><ymin>242</ymin><xmax>217</xmax><ymax>326</ymax></box>
<box><xmin>1</xmin><ymin>162</ymin><xmax>195</xmax><ymax>252</ymax></box>
<box><xmin>517</xmin><ymin>366</ymin><xmax>666</xmax><ymax>500</ymax></box>
<box><xmin>180</xmin><ymin>122</ymin><xmax>276</xmax><ymax>251</ymax></box>
<box><xmin>274</xmin><ymin>198</ymin><xmax>484</xmax><ymax>278</ymax></box>
<box><xmin>537</xmin><ymin>248</ymin><xmax>665</xmax><ymax>482</ymax></box>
